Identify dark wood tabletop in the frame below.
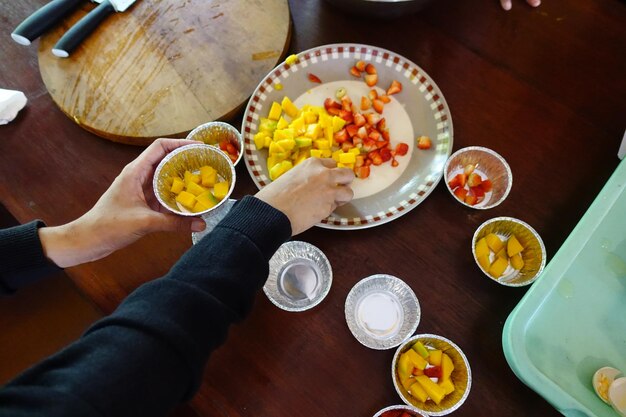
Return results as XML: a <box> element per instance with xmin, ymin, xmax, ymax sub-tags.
<box><xmin>1</xmin><ymin>0</ymin><xmax>625</xmax><ymax>416</ymax></box>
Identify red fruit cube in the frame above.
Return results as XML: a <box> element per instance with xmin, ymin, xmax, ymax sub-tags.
<box><xmin>395</xmin><ymin>143</ymin><xmax>409</xmax><ymax>156</ymax></box>
<box><xmin>482</xmin><ymin>179</ymin><xmax>493</xmax><ymax>192</ymax></box>
<box><xmin>467</xmin><ymin>172</ymin><xmax>483</xmax><ymax>188</ymax></box>
<box><xmin>307</xmin><ymin>73</ymin><xmax>322</xmax><ymax>83</ymax></box>
<box><xmin>365</xmin><ymin>73</ymin><xmax>378</xmax><ymax>87</ymax></box>
<box><xmin>470</xmin><ymin>185</ymin><xmax>485</xmax><ymax>198</ymax></box>
<box><xmin>465</xmin><ymin>194</ymin><xmax>478</xmax><ymax>205</ymax></box>
<box><xmin>448</xmin><ymin>173</ymin><xmax>467</xmax><ymax>189</ymax></box>
<box><xmin>349</xmin><ymin>66</ymin><xmax>361</xmax><ymax>78</ymax></box>
<box><xmin>454</xmin><ymin>187</ymin><xmax>468</xmax><ymax>201</ymax></box>
<box><xmin>387</xmin><ymin>80</ymin><xmax>403</xmax><ymax>95</ymax></box>
<box><xmin>417</xmin><ymin>135</ymin><xmax>432</xmax><ymax>150</ymax></box>
<box><xmin>365</xmin><ymin>63</ymin><xmax>377</xmax><ymax>74</ymax></box>
<box><xmin>423</xmin><ymin>366</ymin><xmax>443</xmax><ymax>379</ymax></box>
<box><xmin>372</xmin><ymin>99</ymin><xmax>384</xmax><ymax>114</ymax></box>
<box><xmin>355</xmin><ymin>60</ymin><xmax>366</xmax><ymax>72</ymax></box>
<box><xmin>356</xmin><ymin>165</ymin><xmax>370</xmax><ymax>179</ymax></box>
<box><xmin>360</xmin><ymin>96</ymin><xmax>372</xmax><ymax>111</ymax></box>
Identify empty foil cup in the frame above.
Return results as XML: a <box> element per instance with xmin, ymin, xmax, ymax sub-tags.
<box><xmin>264</xmin><ymin>241</ymin><xmax>332</xmax><ymax>312</ymax></box>
<box><xmin>345</xmin><ymin>274</ymin><xmax>420</xmax><ymax>350</ymax></box>
<box><xmin>372</xmin><ymin>404</ymin><xmax>428</xmax><ymax>417</ymax></box>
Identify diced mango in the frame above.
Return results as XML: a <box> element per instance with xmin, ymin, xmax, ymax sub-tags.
<box><xmin>269</xmin><ymin>160</ymin><xmax>293</xmax><ymax>181</ymax></box>
<box><xmin>441</xmin><ymin>353</ymin><xmax>454</xmax><ymax>381</ymax></box>
<box><xmin>277</xmin><ymin>139</ymin><xmax>296</xmax><ymax>152</ymax></box>
<box><xmin>184</xmin><ymin>170</ymin><xmax>200</xmax><ymax>185</ymax></box>
<box><xmin>428</xmin><ymin>349</ymin><xmax>443</xmax><ymax>367</ymax></box>
<box><xmin>276</xmin><ymin>116</ymin><xmax>289</xmax><ymax>130</ymax></box>
<box><xmin>294</xmin><ymin>151</ymin><xmax>308</xmax><ymax>166</ymax></box>
<box><xmin>281</xmin><ymin>96</ymin><xmax>299</xmax><ymax>118</ymax></box>
<box><xmin>405</xmin><ymin>348</ymin><xmax>428</xmax><ymax>370</ymax></box>
<box><xmin>303</xmin><ymin>111</ymin><xmax>317</xmax><ymax>124</ymax></box>
<box><xmin>253</xmin><ymin>132</ymin><xmax>268</xmax><ymax>150</ymax></box>
<box><xmin>332</xmin><ymin>149</ymin><xmax>343</xmax><ymax>162</ymax></box>
<box><xmin>485</xmin><ymin>233</ymin><xmax>504</xmax><ymax>252</ymax></box>
<box><xmin>314</xmin><ymin>139</ymin><xmax>330</xmax><ymax>150</ymax></box>
<box><xmin>489</xmin><ymin>256</ymin><xmax>509</xmax><ymax>278</ymax></box>
<box><xmin>477</xmin><ymin>255</ymin><xmax>491</xmax><ymax>272</ymax></box>
<box><xmin>213</xmin><ymin>181</ymin><xmax>230</xmax><ymax>200</ymax></box>
<box><xmin>409</xmin><ymin>381</ymin><xmax>429</xmax><ymax>403</ymax></box>
<box><xmin>318</xmin><ymin>112</ymin><xmax>331</xmax><ymax>129</ymax></box>
<box><xmin>192</xmin><ymin>200</ymin><xmax>210</xmax><ymax>213</ymax></box>
<box><xmin>259</xmin><ymin>117</ymin><xmax>277</xmax><ymax>133</ymax></box>
<box><xmin>269</xmin><ymin>141</ymin><xmax>286</xmax><ymax>154</ymax></box>
<box><xmin>332</xmin><ymin>115</ymin><xmax>346</xmax><ymax>132</ymax></box>
<box><xmin>264</xmin><ymin>136</ymin><xmax>272</xmax><ymax>148</ymax></box>
<box><xmin>398</xmin><ymin>352</ymin><xmax>414</xmax><ymax>380</ymax></box>
<box><xmin>186</xmin><ymin>181</ymin><xmax>207</xmax><ymax>196</ymax></box>
<box><xmin>349</xmin><ymin>147</ymin><xmax>361</xmax><ymax>155</ymax></box>
<box><xmin>339</xmin><ymin>152</ymin><xmax>356</xmax><ymax>164</ymax></box>
<box><xmin>305</xmin><ymin>123</ymin><xmax>321</xmax><ymax>139</ymax></box>
<box><xmin>267</xmin><ymin>156</ymin><xmax>279</xmax><ymax>170</ymax></box>
<box><xmin>324</xmin><ymin>125</ymin><xmax>333</xmax><ymax>143</ymax></box>
<box><xmin>268</xmin><ymin>102</ymin><xmax>282</xmax><ymax>121</ymax></box>
<box><xmin>273</xmin><ymin>128</ymin><xmax>294</xmax><ymax>141</ymax></box>
<box><xmin>507</xmin><ymin>235</ymin><xmax>524</xmax><ymax>257</ymax></box>
<box><xmin>439</xmin><ymin>378</ymin><xmax>455</xmax><ymax>395</ymax></box>
<box><xmin>200</xmin><ymin>166</ymin><xmax>217</xmax><ymax>187</ymax></box>
<box><xmin>170</xmin><ymin>177</ymin><xmax>184</xmax><ymax>194</ymax></box>
<box><xmin>496</xmin><ymin>247</ymin><xmax>508</xmax><ymax>260</ymax></box>
<box><xmin>310</xmin><ymin>149</ymin><xmax>323</xmax><ymax>158</ymax></box>
<box><xmin>475</xmin><ymin>237</ymin><xmax>489</xmax><ymax>258</ymax></box>
<box><xmin>290</xmin><ymin>117</ymin><xmax>306</xmax><ymax>136</ymax></box>
<box><xmin>510</xmin><ymin>253</ymin><xmax>524</xmax><ymax>270</ymax></box>
<box><xmin>320</xmin><ymin>149</ymin><xmax>332</xmax><ymax>158</ymax></box>
<box><xmin>412</xmin><ymin>341</ymin><xmax>430</xmax><ymax>359</ymax></box>
<box><xmin>196</xmin><ymin>191</ymin><xmax>218</xmax><ymax>209</ymax></box>
<box><xmin>295</xmin><ymin>137</ymin><xmax>312</xmax><ymax>148</ymax></box>
<box><xmin>400</xmin><ymin>376</ymin><xmax>415</xmax><ymax>392</ymax></box>
<box><xmin>415</xmin><ymin>375</ymin><xmax>446</xmax><ymax>405</ymax></box>
<box><xmin>175</xmin><ymin>191</ymin><xmax>196</xmax><ymax>210</ymax></box>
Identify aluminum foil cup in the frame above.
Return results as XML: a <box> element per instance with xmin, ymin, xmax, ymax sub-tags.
<box><xmin>153</xmin><ymin>143</ymin><xmax>236</xmax><ymax>216</ymax></box>
<box><xmin>443</xmin><ymin>146</ymin><xmax>512</xmax><ymax>209</ymax></box>
<box><xmin>264</xmin><ymin>241</ymin><xmax>333</xmax><ymax>312</ymax></box>
<box><xmin>472</xmin><ymin>217</ymin><xmax>547</xmax><ymax>287</ymax></box>
<box><xmin>345</xmin><ymin>275</ymin><xmax>420</xmax><ymax>350</ymax></box>
<box><xmin>392</xmin><ymin>334</ymin><xmax>472</xmax><ymax>416</ymax></box>
<box><xmin>372</xmin><ymin>404</ymin><xmax>428</xmax><ymax>417</ymax></box>
<box><xmin>186</xmin><ymin>121</ymin><xmax>243</xmax><ymax>166</ymax></box>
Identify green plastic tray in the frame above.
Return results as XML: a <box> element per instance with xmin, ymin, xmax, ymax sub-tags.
<box><xmin>503</xmin><ymin>158</ymin><xmax>626</xmax><ymax>417</ymax></box>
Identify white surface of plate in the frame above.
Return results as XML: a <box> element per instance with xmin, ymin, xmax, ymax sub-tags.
<box><xmin>345</xmin><ymin>274</ymin><xmax>420</xmax><ymax>350</ymax></box>
<box><xmin>242</xmin><ymin>43</ymin><xmax>453</xmax><ymax>230</ymax></box>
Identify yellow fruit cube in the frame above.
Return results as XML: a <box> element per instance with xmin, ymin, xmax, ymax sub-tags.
<box><xmin>192</xmin><ymin>200</ymin><xmax>210</xmax><ymax>213</ymax></box>
<box><xmin>196</xmin><ymin>191</ymin><xmax>218</xmax><ymax>209</ymax></box>
<box><xmin>295</xmin><ymin>137</ymin><xmax>312</xmax><ymax>148</ymax></box>
<box><xmin>175</xmin><ymin>191</ymin><xmax>196</xmax><ymax>210</ymax></box>
<box><xmin>496</xmin><ymin>247</ymin><xmax>508</xmax><ymax>260</ymax></box>
<box><xmin>400</xmin><ymin>376</ymin><xmax>415</xmax><ymax>392</ymax></box>
<box><xmin>405</xmin><ymin>348</ymin><xmax>428</xmax><ymax>370</ymax></box>
<box><xmin>186</xmin><ymin>181</ymin><xmax>207</xmax><ymax>196</ymax></box>
<box><xmin>349</xmin><ymin>147</ymin><xmax>361</xmax><ymax>155</ymax></box>
<box><xmin>332</xmin><ymin>149</ymin><xmax>343</xmax><ymax>162</ymax></box>
<box><xmin>259</xmin><ymin>117</ymin><xmax>277</xmax><ymax>133</ymax></box>
<box><xmin>415</xmin><ymin>375</ymin><xmax>446</xmax><ymax>404</ymax></box>
<box><xmin>318</xmin><ymin>112</ymin><xmax>331</xmax><ymax>129</ymax></box>
<box><xmin>439</xmin><ymin>378</ymin><xmax>455</xmax><ymax>395</ymax></box>
<box><xmin>268</xmin><ymin>102</ymin><xmax>282</xmax><ymax>121</ymax></box>
<box><xmin>290</xmin><ymin>117</ymin><xmax>306</xmax><ymax>136</ymax></box>
<box><xmin>264</xmin><ymin>136</ymin><xmax>272</xmax><ymax>148</ymax></box>
<box><xmin>253</xmin><ymin>132</ymin><xmax>268</xmax><ymax>150</ymax></box>
<box><xmin>409</xmin><ymin>381</ymin><xmax>429</xmax><ymax>403</ymax></box>
<box><xmin>273</xmin><ymin>128</ymin><xmax>294</xmax><ymax>141</ymax></box>
<box><xmin>475</xmin><ymin>237</ymin><xmax>489</xmax><ymax>258</ymax></box>
<box><xmin>200</xmin><ymin>166</ymin><xmax>217</xmax><ymax>187</ymax></box>
<box><xmin>398</xmin><ymin>352</ymin><xmax>413</xmax><ymax>380</ymax></box>
<box><xmin>428</xmin><ymin>349</ymin><xmax>443</xmax><ymax>367</ymax></box>
<box><xmin>285</xmin><ymin>54</ymin><xmax>298</xmax><ymax>65</ymax></box>
<box><xmin>320</xmin><ymin>149</ymin><xmax>332</xmax><ymax>158</ymax></box>
<box><xmin>213</xmin><ymin>181</ymin><xmax>230</xmax><ymax>200</ymax></box>
<box><xmin>269</xmin><ymin>160</ymin><xmax>293</xmax><ymax>181</ymax></box>
<box><xmin>310</xmin><ymin>149</ymin><xmax>323</xmax><ymax>158</ymax></box>
<box><xmin>277</xmin><ymin>139</ymin><xmax>296</xmax><ymax>152</ymax></box>
<box><xmin>477</xmin><ymin>255</ymin><xmax>491</xmax><ymax>272</ymax></box>
<box><xmin>294</xmin><ymin>151</ymin><xmax>308</xmax><ymax>166</ymax></box>
<box><xmin>332</xmin><ymin>115</ymin><xmax>346</xmax><ymax>132</ymax></box>
<box><xmin>267</xmin><ymin>156</ymin><xmax>279</xmax><ymax>170</ymax></box>
<box><xmin>170</xmin><ymin>177</ymin><xmax>184</xmax><ymax>194</ymax></box>
<box><xmin>510</xmin><ymin>253</ymin><xmax>524</xmax><ymax>270</ymax></box>
<box><xmin>303</xmin><ymin>111</ymin><xmax>317</xmax><ymax>124</ymax></box>
<box><xmin>314</xmin><ymin>139</ymin><xmax>330</xmax><ymax>150</ymax></box>
<box><xmin>281</xmin><ymin>96</ymin><xmax>299</xmax><ymax>118</ymax></box>
<box><xmin>507</xmin><ymin>235</ymin><xmax>524</xmax><ymax>257</ymax></box>
<box><xmin>324</xmin><ymin>125</ymin><xmax>333</xmax><ymax>143</ymax></box>
<box><xmin>276</xmin><ymin>116</ymin><xmax>289</xmax><ymax>130</ymax></box>
<box><xmin>339</xmin><ymin>152</ymin><xmax>356</xmax><ymax>164</ymax></box>
<box><xmin>184</xmin><ymin>170</ymin><xmax>200</xmax><ymax>185</ymax></box>
<box><xmin>269</xmin><ymin>141</ymin><xmax>286</xmax><ymax>154</ymax></box>
<box><xmin>441</xmin><ymin>353</ymin><xmax>455</xmax><ymax>380</ymax></box>
<box><xmin>486</xmin><ymin>233</ymin><xmax>504</xmax><ymax>252</ymax></box>
<box><xmin>489</xmin><ymin>256</ymin><xmax>509</xmax><ymax>278</ymax></box>
<box><xmin>305</xmin><ymin>123</ymin><xmax>321</xmax><ymax>139</ymax></box>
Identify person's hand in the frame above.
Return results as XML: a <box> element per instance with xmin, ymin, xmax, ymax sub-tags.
<box><xmin>255</xmin><ymin>158</ymin><xmax>354</xmax><ymax>235</ymax></box>
<box><xmin>500</xmin><ymin>0</ymin><xmax>540</xmax><ymax>11</ymax></box>
<box><xmin>39</xmin><ymin>139</ymin><xmax>206</xmax><ymax>268</ymax></box>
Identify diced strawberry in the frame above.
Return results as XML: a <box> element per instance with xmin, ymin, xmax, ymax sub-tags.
<box><xmin>395</xmin><ymin>143</ymin><xmax>409</xmax><ymax>156</ymax></box>
<box><xmin>365</xmin><ymin>73</ymin><xmax>378</xmax><ymax>87</ymax></box>
<box><xmin>467</xmin><ymin>172</ymin><xmax>483</xmax><ymax>188</ymax></box>
<box><xmin>307</xmin><ymin>73</ymin><xmax>322</xmax><ymax>83</ymax></box>
<box><xmin>356</xmin><ymin>165</ymin><xmax>370</xmax><ymax>179</ymax></box>
<box><xmin>352</xmin><ymin>136</ymin><xmax>363</xmax><ymax>146</ymax></box>
<box><xmin>482</xmin><ymin>179</ymin><xmax>493</xmax><ymax>192</ymax></box>
<box><xmin>391</xmin><ymin>158</ymin><xmax>399</xmax><ymax>167</ymax></box>
<box><xmin>375</xmin><ymin>140</ymin><xmax>389</xmax><ymax>150</ymax></box>
<box><xmin>349</xmin><ymin>66</ymin><xmax>361</xmax><ymax>78</ymax></box>
<box><xmin>334</xmin><ymin>128</ymin><xmax>348</xmax><ymax>143</ymax></box>
<box><xmin>360</xmin><ymin>96</ymin><xmax>372</xmax><ymax>111</ymax></box>
<box><xmin>368</xmin><ymin>130</ymin><xmax>381</xmax><ymax>141</ymax></box>
<box><xmin>372</xmin><ymin>99</ymin><xmax>384</xmax><ymax>114</ymax></box>
<box><xmin>219</xmin><ymin>140</ymin><xmax>229</xmax><ymax>151</ymax></box>
<box><xmin>362</xmin><ymin>139</ymin><xmax>377</xmax><ymax>152</ymax></box>
<box><xmin>381</xmin><ymin>129</ymin><xmax>390</xmax><ymax>141</ymax></box>
<box><xmin>355</xmin><ymin>155</ymin><xmax>365</xmax><ymax>168</ymax></box>
<box><xmin>353</xmin><ymin>112</ymin><xmax>366</xmax><ymax>127</ymax></box>
<box><xmin>324</xmin><ymin>98</ymin><xmax>341</xmax><ymax>110</ymax></box>
<box><xmin>346</xmin><ymin>124</ymin><xmax>359</xmax><ymax>138</ymax></box>
<box><xmin>355</xmin><ymin>60</ymin><xmax>366</xmax><ymax>72</ymax></box>
<box><xmin>464</xmin><ymin>164</ymin><xmax>476</xmax><ymax>176</ymax></box>
<box><xmin>400</xmin><ymin>412</ymin><xmax>413</xmax><ymax>417</ymax></box>
<box><xmin>368</xmin><ymin>89</ymin><xmax>378</xmax><ymax>100</ymax></box>
<box><xmin>376</xmin><ymin>118</ymin><xmax>386</xmax><ymax>131</ymax></box>
<box><xmin>380</xmin><ymin>147</ymin><xmax>392</xmax><ymax>162</ymax></box>
<box><xmin>226</xmin><ymin>143</ymin><xmax>237</xmax><ymax>155</ymax></box>
<box><xmin>369</xmin><ymin>151</ymin><xmax>383</xmax><ymax>165</ymax></box>
<box><xmin>379</xmin><ymin>94</ymin><xmax>391</xmax><ymax>103</ymax></box>
<box><xmin>454</xmin><ymin>187</ymin><xmax>468</xmax><ymax>201</ymax></box>
<box><xmin>341</xmin><ymin>96</ymin><xmax>353</xmax><ymax>112</ymax></box>
<box><xmin>448</xmin><ymin>173</ymin><xmax>467</xmax><ymax>189</ymax></box>
<box><xmin>339</xmin><ymin>109</ymin><xmax>353</xmax><ymax>123</ymax></box>
<box><xmin>357</xmin><ymin>126</ymin><xmax>368</xmax><ymax>139</ymax></box>
<box><xmin>326</xmin><ymin>107</ymin><xmax>340</xmax><ymax>116</ymax></box>
<box><xmin>365</xmin><ymin>158</ymin><xmax>372</xmax><ymax>166</ymax></box>
<box><xmin>365</xmin><ymin>112</ymin><xmax>381</xmax><ymax>126</ymax></box>
<box><xmin>423</xmin><ymin>366</ymin><xmax>442</xmax><ymax>379</ymax></box>
<box><xmin>365</xmin><ymin>63</ymin><xmax>377</xmax><ymax>74</ymax></box>
<box><xmin>465</xmin><ymin>194</ymin><xmax>478</xmax><ymax>206</ymax></box>
<box><xmin>417</xmin><ymin>135</ymin><xmax>432</xmax><ymax>150</ymax></box>
<box><xmin>387</xmin><ymin>80</ymin><xmax>403</xmax><ymax>95</ymax></box>
<box><xmin>470</xmin><ymin>185</ymin><xmax>485</xmax><ymax>198</ymax></box>
<box><xmin>341</xmin><ymin>142</ymin><xmax>354</xmax><ymax>152</ymax></box>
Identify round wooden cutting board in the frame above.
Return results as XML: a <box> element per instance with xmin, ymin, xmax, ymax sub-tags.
<box><xmin>38</xmin><ymin>0</ymin><xmax>291</xmax><ymax>146</ymax></box>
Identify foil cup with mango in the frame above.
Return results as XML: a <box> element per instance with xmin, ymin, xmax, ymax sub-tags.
<box><xmin>153</xmin><ymin>143</ymin><xmax>236</xmax><ymax>216</ymax></box>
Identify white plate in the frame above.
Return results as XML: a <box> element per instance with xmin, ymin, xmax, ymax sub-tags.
<box><xmin>242</xmin><ymin>43</ymin><xmax>453</xmax><ymax>230</ymax></box>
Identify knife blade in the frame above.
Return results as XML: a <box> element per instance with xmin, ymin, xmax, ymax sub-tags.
<box><xmin>11</xmin><ymin>0</ymin><xmax>86</xmax><ymax>46</ymax></box>
<box><xmin>51</xmin><ymin>0</ymin><xmax>137</xmax><ymax>58</ymax></box>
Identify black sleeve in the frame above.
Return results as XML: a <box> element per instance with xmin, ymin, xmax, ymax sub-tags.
<box><xmin>0</xmin><ymin>196</ymin><xmax>292</xmax><ymax>417</ymax></box>
<box><xmin>0</xmin><ymin>220</ymin><xmax>62</xmax><ymax>294</ymax></box>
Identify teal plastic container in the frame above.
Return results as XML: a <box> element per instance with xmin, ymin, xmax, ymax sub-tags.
<box><xmin>503</xmin><ymin>159</ymin><xmax>626</xmax><ymax>417</ymax></box>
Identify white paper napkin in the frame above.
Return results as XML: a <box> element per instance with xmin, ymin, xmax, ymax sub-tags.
<box><xmin>0</xmin><ymin>88</ymin><xmax>27</xmax><ymax>125</ymax></box>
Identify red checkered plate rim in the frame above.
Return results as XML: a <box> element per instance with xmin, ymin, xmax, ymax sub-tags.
<box><xmin>242</xmin><ymin>43</ymin><xmax>453</xmax><ymax>230</ymax></box>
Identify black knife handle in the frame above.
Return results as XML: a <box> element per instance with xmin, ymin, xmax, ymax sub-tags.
<box><xmin>52</xmin><ymin>0</ymin><xmax>115</xmax><ymax>58</ymax></box>
<box><xmin>11</xmin><ymin>0</ymin><xmax>85</xmax><ymax>45</ymax></box>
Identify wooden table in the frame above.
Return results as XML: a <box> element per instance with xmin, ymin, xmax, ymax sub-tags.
<box><xmin>1</xmin><ymin>1</ymin><xmax>625</xmax><ymax>416</ymax></box>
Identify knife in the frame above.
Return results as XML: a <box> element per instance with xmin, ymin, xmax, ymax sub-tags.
<box><xmin>51</xmin><ymin>0</ymin><xmax>136</xmax><ymax>58</ymax></box>
<box><xmin>11</xmin><ymin>0</ymin><xmax>86</xmax><ymax>46</ymax></box>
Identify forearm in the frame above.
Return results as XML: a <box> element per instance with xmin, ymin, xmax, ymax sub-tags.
<box><xmin>0</xmin><ymin>196</ymin><xmax>291</xmax><ymax>417</ymax></box>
